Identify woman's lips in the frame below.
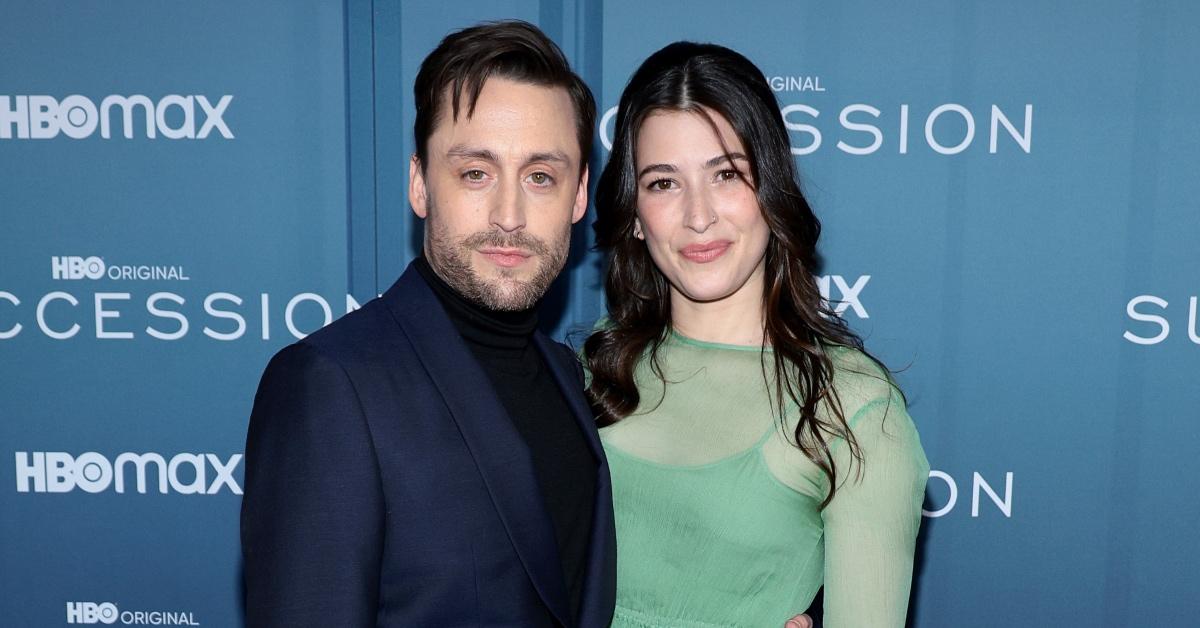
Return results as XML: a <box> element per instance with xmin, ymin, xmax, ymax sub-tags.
<box><xmin>478</xmin><ymin>248</ymin><xmax>531</xmax><ymax>268</ymax></box>
<box><xmin>679</xmin><ymin>240</ymin><xmax>732</xmax><ymax>263</ymax></box>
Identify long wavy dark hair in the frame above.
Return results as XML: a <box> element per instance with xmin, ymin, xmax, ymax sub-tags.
<box><xmin>585</xmin><ymin>42</ymin><xmax>893</xmax><ymax>507</ymax></box>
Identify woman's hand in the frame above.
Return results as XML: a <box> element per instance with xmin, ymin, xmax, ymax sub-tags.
<box><xmin>785</xmin><ymin>614</ymin><xmax>813</xmax><ymax>628</ymax></box>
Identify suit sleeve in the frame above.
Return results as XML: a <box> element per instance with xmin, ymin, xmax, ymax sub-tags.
<box><xmin>241</xmin><ymin>342</ymin><xmax>384</xmax><ymax>627</ymax></box>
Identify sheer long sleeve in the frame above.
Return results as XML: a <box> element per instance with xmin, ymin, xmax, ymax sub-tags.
<box><xmin>820</xmin><ymin>387</ymin><xmax>929</xmax><ymax>628</ymax></box>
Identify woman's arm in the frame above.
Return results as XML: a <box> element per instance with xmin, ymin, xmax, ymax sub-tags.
<box><xmin>820</xmin><ymin>387</ymin><xmax>929</xmax><ymax>627</ymax></box>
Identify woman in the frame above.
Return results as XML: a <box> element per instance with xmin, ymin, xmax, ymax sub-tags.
<box><xmin>584</xmin><ymin>42</ymin><xmax>929</xmax><ymax>627</ymax></box>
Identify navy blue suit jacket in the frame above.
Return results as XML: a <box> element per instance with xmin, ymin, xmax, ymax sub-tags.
<box><xmin>241</xmin><ymin>264</ymin><xmax>617</xmax><ymax>627</ymax></box>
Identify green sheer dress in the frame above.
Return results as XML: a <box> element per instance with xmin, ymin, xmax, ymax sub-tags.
<box><xmin>599</xmin><ymin>330</ymin><xmax>929</xmax><ymax>628</ymax></box>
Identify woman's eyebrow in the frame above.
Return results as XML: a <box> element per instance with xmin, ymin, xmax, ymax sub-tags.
<box><xmin>703</xmin><ymin>152</ymin><xmax>748</xmax><ymax>168</ymax></box>
<box><xmin>638</xmin><ymin>163</ymin><xmax>677</xmax><ymax>178</ymax></box>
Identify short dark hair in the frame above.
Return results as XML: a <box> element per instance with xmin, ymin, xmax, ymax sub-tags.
<box><xmin>413</xmin><ymin>20</ymin><xmax>596</xmax><ymax>172</ymax></box>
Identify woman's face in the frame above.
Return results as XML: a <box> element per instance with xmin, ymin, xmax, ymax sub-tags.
<box><xmin>633</xmin><ymin>107</ymin><xmax>771</xmax><ymax>306</ymax></box>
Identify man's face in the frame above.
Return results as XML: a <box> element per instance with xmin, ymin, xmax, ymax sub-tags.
<box><xmin>409</xmin><ymin>77</ymin><xmax>588</xmax><ymax>311</ymax></box>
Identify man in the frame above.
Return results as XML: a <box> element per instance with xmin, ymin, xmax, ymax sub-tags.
<box><xmin>241</xmin><ymin>21</ymin><xmax>613</xmax><ymax>627</ymax></box>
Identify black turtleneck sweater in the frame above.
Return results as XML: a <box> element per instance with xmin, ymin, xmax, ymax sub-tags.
<box><xmin>415</xmin><ymin>257</ymin><xmax>596</xmax><ymax>620</ymax></box>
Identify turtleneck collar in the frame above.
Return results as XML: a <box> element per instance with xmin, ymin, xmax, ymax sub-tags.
<box><xmin>414</xmin><ymin>254</ymin><xmax>538</xmax><ymax>351</ymax></box>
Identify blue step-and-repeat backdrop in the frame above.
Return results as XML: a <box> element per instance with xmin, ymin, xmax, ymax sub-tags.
<box><xmin>2</xmin><ymin>1</ymin><xmax>1197</xmax><ymax>626</ymax></box>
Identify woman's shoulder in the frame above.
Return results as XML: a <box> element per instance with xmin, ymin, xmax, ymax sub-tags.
<box><xmin>822</xmin><ymin>345</ymin><xmax>927</xmax><ymax>473</ymax></box>
<box><xmin>824</xmin><ymin>345</ymin><xmax>899</xmax><ymax>411</ymax></box>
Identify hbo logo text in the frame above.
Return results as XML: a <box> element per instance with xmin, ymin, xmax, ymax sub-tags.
<box><xmin>67</xmin><ymin>602</ymin><xmax>118</xmax><ymax>625</ymax></box>
<box><xmin>52</xmin><ymin>256</ymin><xmax>106</xmax><ymax>280</ymax></box>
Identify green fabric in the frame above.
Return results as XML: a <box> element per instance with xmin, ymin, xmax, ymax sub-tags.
<box><xmin>599</xmin><ymin>330</ymin><xmax>929</xmax><ymax>627</ymax></box>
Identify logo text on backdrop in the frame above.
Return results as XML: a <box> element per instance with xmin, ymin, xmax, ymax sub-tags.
<box><xmin>0</xmin><ymin>95</ymin><xmax>233</xmax><ymax>140</ymax></box>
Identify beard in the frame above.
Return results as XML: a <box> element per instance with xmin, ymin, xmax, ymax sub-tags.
<box><xmin>424</xmin><ymin>200</ymin><xmax>571</xmax><ymax>312</ymax></box>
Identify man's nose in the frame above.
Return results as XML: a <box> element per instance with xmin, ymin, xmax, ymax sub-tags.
<box><xmin>489</xmin><ymin>177</ymin><xmax>527</xmax><ymax>233</ymax></box>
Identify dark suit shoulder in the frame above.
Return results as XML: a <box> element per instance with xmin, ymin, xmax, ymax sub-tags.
<box><xmin>251</xmin><ymin>340</ymin><xmax>366</xmax><ymax>432</ymax></box>
<box><xmin>280</xmin><ymin>295</ymin><xmax>411</xmax><ymax>370</ymax></box>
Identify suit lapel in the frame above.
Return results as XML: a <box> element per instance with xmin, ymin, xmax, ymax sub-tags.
<box><xmin>531</xmin><ymin>333</ymin><xmax>604</xmax><ymax>470</ymax></box>
<box><xmin>532</xmin><ymin>333</ymin><xmax>617</xmax><ymax>628</ymax></box>
<box><xmin>383</xmin><ymin>266</ymin><xmax>572</xmax><ymax>626</ymax></box>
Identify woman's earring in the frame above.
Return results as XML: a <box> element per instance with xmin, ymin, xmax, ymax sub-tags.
<box><xmin>634</xmin><ymin>226</ymin><xmax>644</xmax><ymax>240</ymax></box>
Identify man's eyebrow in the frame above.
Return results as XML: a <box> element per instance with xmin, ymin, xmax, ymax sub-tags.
<box><xmin>445</xmin><ymin>145</ymin><xmax>499</xmax><ymax>162</ymax></box>
<box><xmin>637</xmin><ymin>163</ymin><xmax>677</xmax><ymax>178</ymax></box>
<box><xmin>526</xmin><ymin>151</ymin><xmax>571</xmax><ymax>167</ymax></box>
<box><xmin>445</xmin><ymin>146</ymin><xmax>571</xmax><ymax>168</ymax></box>
<box><xmin>704</xmin><ymin>152</ymin><xmax>749</xmax><ymax>169</ymax></box>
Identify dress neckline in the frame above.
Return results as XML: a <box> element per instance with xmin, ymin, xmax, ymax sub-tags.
<box><xmin>668</xmin><ymin>328</ymin><xmax>772</xmax><ymax>353</ymax></box>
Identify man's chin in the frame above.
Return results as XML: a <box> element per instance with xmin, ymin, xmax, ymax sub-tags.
<box><xmin>461</xmin><ymin>269</ymin><xmax>540</xmax><ymax>310</ymax></box>
<box><xmin>482</xmin><ymin>284</ymin><xmax>541</xmax><ymax>311</ymax></box>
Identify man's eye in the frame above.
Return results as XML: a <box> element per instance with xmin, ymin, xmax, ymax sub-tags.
<box><xmin>528</xmin><ymin>172</ymin><xmax>553</xmax><ymax>186</ymax></box>
<box><xmin>463</xmin><ymin>170</ymin><xmax>486</xmax><ymax>181</ymax></box>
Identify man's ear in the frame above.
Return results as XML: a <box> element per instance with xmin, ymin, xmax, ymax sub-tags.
<box><xmin>571</xmin><ymin>165</ymin><xmax>589</xmax><ymax>224</ymax></box>
<box><xmin>409</xmin><ymin>154</ymin><xmax>428</xmax><ymax>219</ymax></box>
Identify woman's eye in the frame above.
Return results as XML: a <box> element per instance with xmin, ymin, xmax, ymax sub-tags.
<box><xmin>648</xmin><ymin>179</ymin><xmax>674</xmax><ymax>191</ymax></box>
<box><xmin>717</xmin><ymin>169</ymin><xmax>740</xmax><ymax>182</ymax></box>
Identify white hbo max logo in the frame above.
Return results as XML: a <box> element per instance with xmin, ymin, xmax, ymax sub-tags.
<box><xmin>66</xmin><ymin>602</ymin><xmax>119</xmax><ymax>624</ymax></box>
<box><xmin>15</xmin><ymin>451</ymin><xmax>243</xmax><ymax>495</ymax></box>
<box><xmin>0</xmin><ymin>94</ymin><xmax>233</xmax><ymax>140</ymax></box>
